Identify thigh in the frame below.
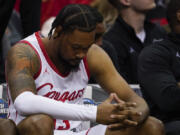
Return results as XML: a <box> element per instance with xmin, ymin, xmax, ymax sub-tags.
<box><xmin>17</xmin><ymin>114</ymin><xmax>54</xmax><ymax>135</ymax></box>
<box><xmin>165</xmin><ymin>121</ymin><xmax>180</xmax><ymax>135</ymax></box>
<box><xmin>0</xmin><ymin>118</ymin><xmax>18</xmax><ymax>135</ymax></box>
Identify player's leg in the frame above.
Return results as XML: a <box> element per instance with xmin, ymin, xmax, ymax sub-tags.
<box><xmin>53</xmin><ymin>116</ymin><xmax>164</xmax><ymax>135</ymax></box>
<box><xmin>0</xmin><ymin>118</ymin><xmax>18</xmax><ymax>135</ymax></box>
<box><xmin>84</xmin><ymin>116</ymin><xmax>164</xmax><ymax>135</ymax></box>
<box><xmin>137</xmin><ymin>116</ymin><xmax>164</xmax><ymax>135</ymax></box>
<box><xmin>105</xmin><ymin>116</ymin><xmax>165</xmax><ymax>135</ymax></box>
<box><xmin>17</xmin><ymin>114</ymin><xmax>54</xmax><ymax>135</ymax></box>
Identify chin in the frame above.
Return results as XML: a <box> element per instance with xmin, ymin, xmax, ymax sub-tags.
<box><xmin>68</xmin><ymin>62</ymin><xmax>80</xmax><ymax>71</ymax></box>
<box><xmin>141</xmin><ymin>4</ymin><xmax>156</xmax><ymax>13</ymax></box>
<box><xmin>70</xmin><ymin>60</ymin><xmax>81</xmax><ymax>66</ymax></box>
<box><xmin>70</xmin><ymin>65</ymin><xmax>80</xmax><ymax>72</ymax></box>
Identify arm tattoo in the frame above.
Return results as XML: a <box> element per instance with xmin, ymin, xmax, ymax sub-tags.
<box><xmin>6</xmin><ymin>43</ymin><xmax>40</xmax><ymax>101</ymax></box>
<box><xmin>16</xmin><ymin>47</ymin><xmax>34</xmax><ymax>73</ymax></box>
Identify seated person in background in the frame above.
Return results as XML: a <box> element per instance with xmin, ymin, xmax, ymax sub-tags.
<box><xmin>0</xmin><ymin>4</ymin><xmax>164</xmax><ymax>135</ymax></box>
<box><xmin>102</xmin><ymin>0</ymin><xmax>167</xmax><ymax>84</ymax></box>
<box><xmin>90</xmin><ymin>7</ymin><xmax>105</xmax><ymax>46</ymax></box>
<box><xmin>90</xmin><ymin>0</ymin><xmax>118</xmax><ymax>30</ymax></box>
<box><xmin>138</xmin><ymin>0</ymin><xmax>180</xmax><ymax>134</ymax></box>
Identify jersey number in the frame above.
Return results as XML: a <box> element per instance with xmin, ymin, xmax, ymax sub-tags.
<box><xmin>56</xmin><ymin>120</ymin><xmax>70</xmax><ymax>130</ymax></box>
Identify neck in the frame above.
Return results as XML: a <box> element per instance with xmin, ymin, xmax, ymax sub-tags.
<box><xmin>120</xmin><ymin>9</ymin><xmax>146</xmax><ymax>33</ymax></box>
<box><xmin>42</xmin><ymin>38</ymin><xmax>71</xmax><ymax>75</ymax></box>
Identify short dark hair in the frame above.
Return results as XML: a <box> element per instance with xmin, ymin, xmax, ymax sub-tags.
<box><xmin>166</xmin><ymin>0</ymin><xmax>180</xmax><ymax>29</ymax></box>
<box><xmin>48</xmin><ymin>4</ymin><xmax>97</xmax><ymax>39</ymax></box>
<box><xmin>88</xmin><ymin>6</ymin><xmax>103</xmax><ymax>23</ymax></box>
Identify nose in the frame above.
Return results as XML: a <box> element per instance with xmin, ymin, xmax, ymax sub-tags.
<box><xmin>76</xmin><ymin>51</ymin><xmax>86</xmax><ymax>59</ymax></box>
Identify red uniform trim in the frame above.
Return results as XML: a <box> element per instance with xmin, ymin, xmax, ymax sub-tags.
<box><xmin>85</xmin><ymin>128</ymin><xmax>91</xmax><ymax>135</ymax></box>
<box><xmin>35</xmin><ymin>32</ymin><xmax>70</xmax><ymax>77</ymax></box>
<box><xmin>83</xmin><ymin>57</ymin><xmax>90</xmax><ymax>79</ymax></box>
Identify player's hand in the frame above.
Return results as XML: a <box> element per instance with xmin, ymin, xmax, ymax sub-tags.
<box><xmin>108</xmin><ymin>108</ymin><xmax>142</xmax><ymax>130</ymax></box>
<box><xmin>96</xmin><ymin>93</ymin><xmax>127</xmax><ymax>125</ymax></box>
<box><xmin>107</xmin><ymin>94</ymin><xmax>141</xmax><ymax>130</ymax></box>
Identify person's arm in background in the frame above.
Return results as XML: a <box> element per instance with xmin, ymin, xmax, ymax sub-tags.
<box><xmin>87</xmin><ymin>44</ymin><xmax>149</xmax><ymax>127</ymax></box>
<box><xmin>138</xmin><ymin>45</ymin><xmax>180</xmax><ymax>112</ymax></box>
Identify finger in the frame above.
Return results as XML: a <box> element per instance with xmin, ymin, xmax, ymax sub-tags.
<box><xmin>135</xmin><ymin>111</ymin><xmax>142</xmax><ymax>116</ymax></box>
<box><xmin>114</xmin><ymin>102</ymin><xmax>136</xmax><ymax>111</ymax></box>
<box><xmin>121</xmin><ymin>110</ymin><xmax>141</xmax><ymax>117</ymax></box>
<box><xmin>127</xmin><ymin>110</ymin><xmax>142</xmax><ymax>117</ymax></box>
<box><xmin>113</xmin><ymin>93</ymin><xmax>125</xmax><ymax>104</ymax></box>
<box><xmin>125</xmin><ymin>107</ymin><xmax>134</xmax><ymax>110</ymax></box>
<box><xmin>125</xmin><ymin>102</ymin><xmax>137</xmax><ymax>107</ymax></box>
<box><xmin>114</xmin><ymin>103</ymin><xmax>136</xmax><ymax>111</ymax></box>
<box><xmin>108</xmin><ymin>123</ymin><xmax>126</xmax><ymax>130</ymax></box>
<box><xmin>114</xmin><ymin>104</ymin><xmax>126</xmax><ymax>111</ymax></box>
<box><xmin>123</xmin><ymin>119</ymin><xmax>138</xmax><ymax>127</ymax></box>
<box><xmin>110</xmin><ymin>114</ymin><xmax>127</xmax><ymax>121</ymax></box>
<box><xmin>104</xmin><ymin>93</ymin><xmax>115</xmax><ymax>103</ymax></box>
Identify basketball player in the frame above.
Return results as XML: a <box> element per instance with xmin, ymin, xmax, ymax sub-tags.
<box><xmin>0</xmin><ymin>4</ymin><xmax>164</xmax><ymax>135</ymax></box>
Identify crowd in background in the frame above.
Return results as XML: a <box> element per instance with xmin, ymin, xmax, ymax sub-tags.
<box><xmin>0</xmin><ymin>0</ymin><xmax>169</xmax><ymax>83</ymax></box>
<box><xmin>1</xmin><ymin>0</ymin><xmax>180</xmax><ymax>135</ymax></box>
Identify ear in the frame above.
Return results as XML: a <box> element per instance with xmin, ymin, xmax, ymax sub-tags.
<box><xmin>120</xmin><ymin>0</ymin><xmax>131</xmax><ymax>6</ymax></box>
<box><xmin>177</xmin><ymin>10</ymin><xmax>180</xmax><ymax>23</ymax></box>
<box><xmin>53</xmin><ymin>25</ymin><xmax>63</xmax><ymax>38</ymax></box>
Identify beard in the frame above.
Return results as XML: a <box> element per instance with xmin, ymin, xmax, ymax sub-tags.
<box><xmin>58</xmin><ymin>54</ymin><xmax>80</xmax><ymax>72</ymax></box>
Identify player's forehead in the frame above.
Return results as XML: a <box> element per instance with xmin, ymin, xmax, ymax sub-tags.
<box><xmin>67</xmin><ymin>29</ymin><xmax>95</xmax><ymax>46</ymax></box>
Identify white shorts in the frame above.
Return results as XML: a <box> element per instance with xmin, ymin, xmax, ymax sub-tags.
<box><xmin>54</xmin><ymin>125</ymin><xmax>107</xmax><ymax>135</ymax></box>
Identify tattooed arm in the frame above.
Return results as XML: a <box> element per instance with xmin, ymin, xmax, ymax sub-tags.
<box><xmin>6</xmin><ymin>43</ymin><xmax>40</xmax><ymax>102</ymax></box>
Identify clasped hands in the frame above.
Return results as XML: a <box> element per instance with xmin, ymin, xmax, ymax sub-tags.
<box><xmin>96</xmin><ymin>93</ymin><xmax>142</xmax><ymax>130</ymax></box>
